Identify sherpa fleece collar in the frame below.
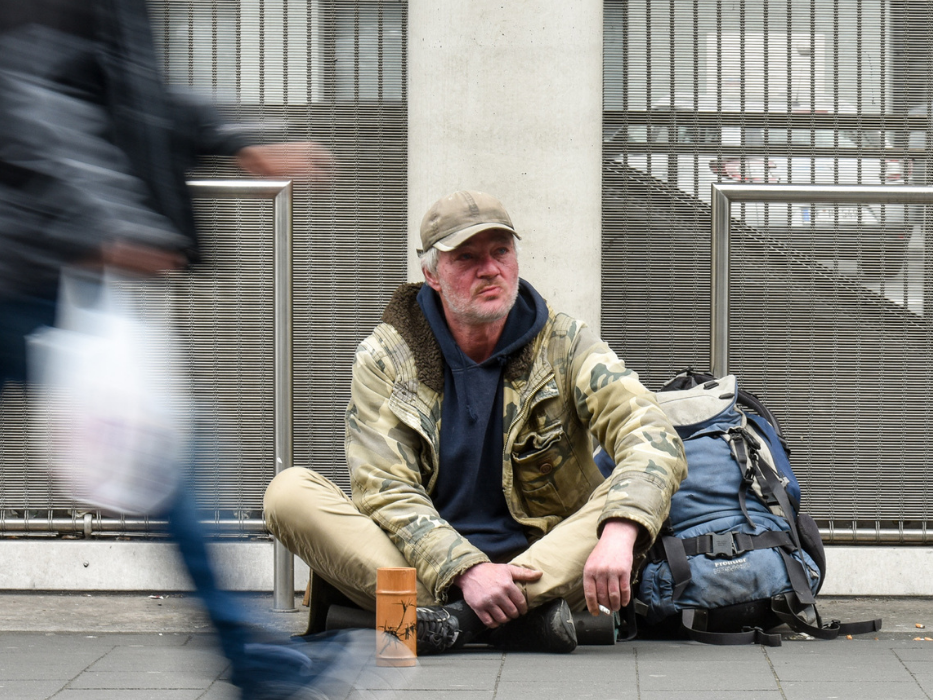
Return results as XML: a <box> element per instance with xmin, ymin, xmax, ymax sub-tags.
<box><xmin>381</xmin><ymin>282</ymin><xmax>538</xmax><ymax>394</ymax></box>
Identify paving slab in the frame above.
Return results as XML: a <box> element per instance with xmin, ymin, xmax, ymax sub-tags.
<box><xmin>68</xmin><ymin>670</ymin><xmax>217</xmax><ymax>690</ymax></box>
<box><xmin>496</xmin><ymin>645</ymin><xmax>636</xmax><ymax>684</ymax></box>
<box><xmin>1</xmin><ymin>632</ymin><xmax>194</xmax><ymax>648</ymax></box>
<box><xmin>638</xmin><ymin>667</ymin><xmax>779</xmax><ymax>693</ymax></box>
<box><xmin>914</xmin><ymin>675</ymin><xmax>933</xmax><ymax>695</ymax></box>
<box><xmin>495</xmin><ymin>680</ymin><xmax>637</xmax><ymax>700</ymax></box>
<box><xmin>640</xmin><ymin>693</ymin><xmax>782</xmax><ymax>700</ymax></box>
<box><xmin>52</xmin><ymin>691</ymin><xmax>206</xmax><ymax>700</ymax></box>
<box><xmin>0</xmin><ymin>680</ymin><xmax>69</xmax><ymax>700</ymax></box>
<box><xmin>0</xmin><ymin>649</ymin><xmax>111</xmax><ymax>681</ymax></box>
<box><xmin>896</xmin><ymin>648</ymin><xmax>933</xmax><ymax>661</ymax></box>
<box><xmin>346</xmin><ymin>693</ymin><xmax>494</xmax><ymax>700</ymax></box>
<box><xmin>86</xmin><ymin>645</ymin><xmax>229</xmax><ymax>675</ymax></box>
<box><xmin>635</xmin><ymin>641</ymin><xmax>777</xmax><ymax>692</ymax></box>
<box><xmin>780</xmin><ymin>681</ymin><xmax>930</xmax><ymax>700</ymax></box>
<box><xmin>197</xmin><ymin>682</ymin><xmax>238</xmax><ymax>700</ymax></box>
<box><xmin>401</xmin><ymin>659</ymin><xmax>501</xmax><ymax>691</ymax></box>
<box><xmin>768</xmin><ymin>648</ymin><xmax>916</xmax><ymax>683</ymax></box>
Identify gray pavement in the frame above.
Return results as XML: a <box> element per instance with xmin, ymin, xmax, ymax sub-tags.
<box><xmin>1</xmin><ymin>593</ymin><xmax>933</xmax><ymax>700</ymax></box>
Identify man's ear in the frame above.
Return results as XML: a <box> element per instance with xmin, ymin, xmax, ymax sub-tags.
<box><xmin>423</xmin><ymin>265</ymin><xmax>442</xmax><ymax>292</ymax></box>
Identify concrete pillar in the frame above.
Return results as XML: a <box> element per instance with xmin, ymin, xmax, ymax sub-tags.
<box><xmin>408</xmin><ymin>1</ymin><xmax>604</xmax><ymax>332</ymax></box>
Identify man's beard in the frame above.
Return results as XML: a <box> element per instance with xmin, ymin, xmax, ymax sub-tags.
<box><xmin>439</xmin><ymin>277</ymin><xmax>520</xmax><ymax>326</ymax></box>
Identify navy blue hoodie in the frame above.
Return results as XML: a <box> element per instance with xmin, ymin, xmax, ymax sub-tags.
<box><xmin>417</xmin><ymin>279</ymin><xmax>548</xmax><ymax>560</ymax></box>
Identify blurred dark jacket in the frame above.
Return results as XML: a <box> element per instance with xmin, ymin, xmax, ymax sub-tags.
<box><xmin>0</xmin><ymin>0</ymin><xmax>253</xmax><ymax>299</ymax></box>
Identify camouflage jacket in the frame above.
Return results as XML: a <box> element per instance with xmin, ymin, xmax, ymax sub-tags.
<box><xmin>346</xmin><ymin>283</ymin><xmax>686</xmax><ymax>602</ymax></box>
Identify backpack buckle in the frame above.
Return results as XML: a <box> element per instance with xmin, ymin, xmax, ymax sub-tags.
<box><xmin>707</xmin><ymin>533</ymin><xmax>736</xmax><ymax>558</ymax></box>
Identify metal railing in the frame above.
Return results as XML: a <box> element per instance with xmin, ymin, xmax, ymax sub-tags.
<box><xmin>187</xmin><ymin>180</ymin><xmax>296</xmax><ymax>611</ymax></box>
<box><xmin>711</xmin><ymin>183</ymin><xmax>933</xmax><ymax>544</ymax></box>
<box><xmin>1</xmin><ymin>180</ymin><xmax>298</xmax><ymax>607</ymax></box>
<box><xmin>711</xmin><ymin>183</ymin><xmax>933</xmax><ymax>376</ymax></box>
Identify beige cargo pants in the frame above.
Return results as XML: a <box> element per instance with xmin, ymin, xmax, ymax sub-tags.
<box><xmin>264</xmin><ymin>466</ymin><xmax>618</xmax><ymax>613</ymax></box>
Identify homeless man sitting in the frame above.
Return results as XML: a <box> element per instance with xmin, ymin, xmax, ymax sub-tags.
<box><xmin>264</xmin><ymin>190</ymin><xmax>687</xmax><ymax>654</ymax></box>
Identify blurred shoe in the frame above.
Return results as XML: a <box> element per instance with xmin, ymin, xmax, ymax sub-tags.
<box><xmin>246</xmin><ymin>681</ymin><xmax>330</xmax><ymax>700</ymax></box>
<box><xmin>237</xmin><ymin>642</ymin><xmax>320</xmax><ymax>700</ymax></box>
<box><xmin>241</xmin><ymin>628</ymin><xmax>412</xmax><ymax>700</ymax></box>
<box><xmin>488</xmin><ymin>598</ymin><xmax>577</xmax><ymax>653</ymax></box>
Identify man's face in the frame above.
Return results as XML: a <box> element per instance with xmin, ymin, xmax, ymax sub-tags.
<box><xmin>425</xmin><ymin>229</ymin><xmax>520</xmax><ymax>327</ymax></box>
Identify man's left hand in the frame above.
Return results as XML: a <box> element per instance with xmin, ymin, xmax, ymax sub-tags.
<box><xmin>582</xmin><ymin>518</ymin><xmax>641</xmax><ymax>616</ymax></box>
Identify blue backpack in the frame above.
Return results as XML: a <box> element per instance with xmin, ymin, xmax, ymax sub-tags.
<box><xmin>631</xmin><ymin>370</ymin><xmax>880</xmax><ymax>646</ymax></box>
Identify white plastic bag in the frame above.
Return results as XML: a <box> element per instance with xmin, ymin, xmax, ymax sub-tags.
<box><xmin>28</xmin><ymin>268</ymin><xmax>191</xmax><ymax>515</ymax></box>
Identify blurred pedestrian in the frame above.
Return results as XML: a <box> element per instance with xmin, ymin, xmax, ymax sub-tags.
<box><xmin>0</xmin><ymin>2</ymin><xmax>333</xmax><ymax>698</ymax></box>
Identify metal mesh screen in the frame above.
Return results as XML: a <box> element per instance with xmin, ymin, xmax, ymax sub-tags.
<box><xmin>603</xmin><ymin>0</ymin><xmax>933</xmax><ymax>542</ymax></box>
<box><xmin>0</xmin><ymin>0</ymin><xmax>407</xmax><ymax>534</ymax></box>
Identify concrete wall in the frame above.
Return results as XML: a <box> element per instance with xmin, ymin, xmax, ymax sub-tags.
<box><xmin>407</xmin><ymin>0</ymin><xmax>604</xmax><ymax>332</ymax></box>
<box><xmin>0</xmin><ymin>541</ymin><xmax>309</xmax><ymax>593</ymax></box>
<box><xmin>2</xmin><ymin>541</ymin><xmax>929</xmax><ymax>596</ymax></box>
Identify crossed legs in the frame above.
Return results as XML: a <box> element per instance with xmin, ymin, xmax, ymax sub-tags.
<box><xmin>263</xmin><ymin>466</ymin><xmax>612</xmax><ymax>613</ymax></box>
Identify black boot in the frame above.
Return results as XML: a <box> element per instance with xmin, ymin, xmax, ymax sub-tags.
<box><xmin>416</xmin><ymin>599</ymin><xmax>488</xmax><ymax>655</ymax></box>
<box><xmin>488</xmin><ymin>598</ymin><xmax>577</xmax><ymax>653</ymax></box>
<box><xmin>303</xmin><ymin>571</ymin><xmax>360</xmax><ymax>635</ymax></box>
<box><xmin>416</xmin><ymin>606</ymin><xmax>460</xmax><ymax>655</ymax></box>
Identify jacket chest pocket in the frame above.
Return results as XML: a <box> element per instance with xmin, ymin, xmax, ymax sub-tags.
<box><xmin>511</xmin><ymin>425</ymin><xmax>576</xmax><ymax>517</ymax></box>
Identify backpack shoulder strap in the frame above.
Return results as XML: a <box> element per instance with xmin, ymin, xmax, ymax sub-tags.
<box><xmin>658</xmin><ymin>535</ymin><xmax>692</xmax><ymax>601</ymax></box>
<box><xmin>726</xmin><ymin>421</ymin><xmax>759</xmax><ymax>529</ymax></box>
<box><xmin>724</xmin><ymin>419</ymin><xmax>817</xmax><ymax>606</ymax></box>
<box><xmin>734</xmin><ymin>387</ymin><xmax>787</xmax><ymax>447</ymax></box>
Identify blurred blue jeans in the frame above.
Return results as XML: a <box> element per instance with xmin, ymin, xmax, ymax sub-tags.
<box><xmin>0</xmin><ymin>289</ymin><xmax>313</xmax><ymax>697</ymax></box>
<box><xmin>165</xmin><ymin>484</ymin><xmax>315</xmax><ymax>694</ymax></box>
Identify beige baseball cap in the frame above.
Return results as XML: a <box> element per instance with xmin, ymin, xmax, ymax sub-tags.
<box><xmin>419</xmin><ymin>190</ymin><xmax>520</xmax><ymax>254</ymax></box>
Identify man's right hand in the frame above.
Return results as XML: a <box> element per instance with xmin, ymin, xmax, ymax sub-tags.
<box><xmin>99</xmin><ymin>240</ymin><xmax>187</xmax><ymax>276</ymax></box>
<box><xmin>453</xmin><ymin>562</ymin><xmax>543</xmax><ymax>628</ymax></box>
<box><xmin>236</xmin><ymin>142</ymin><xmax>336</xmax><ymax>184</ymax></box>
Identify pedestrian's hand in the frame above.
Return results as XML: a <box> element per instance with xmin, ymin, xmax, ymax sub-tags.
<box><xmin>454</xmin><ymin>562</ymin><xmax>542</xmax><ymax>628</ymax></box>
<box><xmin>98</xmin><ymin>240</ymin><xmax>186</xmax><ymax>276</ymax></box>
<box><xmin>582</xmin><ymin>518</ymin><xmax>641</xmax><ymax>616</ymax></box>
<box><xmin>236</xmin><ymin>142</ymin><xmax>336</xmax><ymax>184</ymax></box>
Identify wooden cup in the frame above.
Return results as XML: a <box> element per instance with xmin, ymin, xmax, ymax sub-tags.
<box><xmin>375</xmin><ymin>567</ymin><xmax>418</xmax><ymax>667</ymax></box>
